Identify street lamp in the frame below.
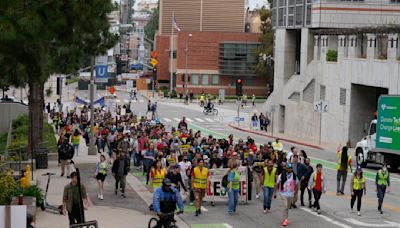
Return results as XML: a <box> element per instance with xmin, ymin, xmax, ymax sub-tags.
<box><xmin>185</xmin><ymin>33</ymin><xmax>192</xmax><ymax>98</ymax></box>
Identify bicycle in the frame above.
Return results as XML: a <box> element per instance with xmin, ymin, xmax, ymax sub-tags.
<box><xmin>148</xmin><ymin>212</ymin><xmax>181</xmax><ymax>228</ymax></box>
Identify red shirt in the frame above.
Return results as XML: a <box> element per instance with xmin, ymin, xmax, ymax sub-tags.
<box><xmin>315</xmin><ymin>173</ymin><xmax>322</xmax><ymax>192</ymax></box>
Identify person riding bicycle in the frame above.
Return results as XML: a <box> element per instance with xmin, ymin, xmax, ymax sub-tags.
<box><xmin>199</xmin><ymin>94</ymin><xmax>205</xmax><ymax>106</ymax></box>
<box><xmin>153</xmin><ymin>178</ymin><xmax>184</xmax><ymax>227</ymax></box>
<box><xmin>206</xmin><ymin>99</ymin><xmax>213</xmax><ymax>112</ymax></box>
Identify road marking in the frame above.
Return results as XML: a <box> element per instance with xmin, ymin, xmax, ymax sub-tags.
<box><xmin>116</xmin><ymin>99</ymin><xmax>121</xmax><ymax>103</ymax></box>
<box><xmin>204</xmin><ymin>117</ymin><xmax>214</xmax><ymax>123</ymax></box>
<box><xmin>344</xmin><ymin>218</ymin><xmax>399</xmax><ymax>227</ymax></box>
<box><xmin>132</xmin><ymin>100</ymin><xmax>137</xmax><ymax>103</ymax></box>
<box><xmin>163</xmin><ymin>118</ymin><xmax>172</xmax><ymax>123</ymax></box>
<box><xmin>173</xmin><ymin>118</ymin><xmax>181</xmax><ymax>122</ymax></box>
<box><xmin>300</xmin><ymin>208</ymin><xmax>352</xmax><ymax>228</ymax></box>
<box><xmin>195</xmin><ymin>118</ymin><xmax>205</xmax><ymax>123</ymax></box>
<box><xmin>124</xmin><ymin>99</ymin><xmax>129</xmax><ymax>103</ymax></box>
<box><xmin>139</xmin><ymin>99</ymin><xmax>144</xmax><ymax>102</ymax></box>
<box><xmin>200</xmin><ymin>206</ymin><xmax>208</xmax><ymax>212</ymax></box>
<box><xmin>185</xmin><ymin>118</ymin><xmax>194</xmax><ymax>122</ymax></box>
<box><xmin>223</xmin><ymin>223</ymin><xmax>234</xmax><ymax>228</ymax></box>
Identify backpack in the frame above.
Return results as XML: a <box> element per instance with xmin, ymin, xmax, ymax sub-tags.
<box><xmin>222</xmin><ymin>173</ymin><xmax>229</xmax><ymax>188</ymax></box>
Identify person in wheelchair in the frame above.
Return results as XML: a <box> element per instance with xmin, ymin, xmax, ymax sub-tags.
<box><xmin>152</xmin><ymin>178</ymin><xmax>184</xmax><ymax>227</ymax></box>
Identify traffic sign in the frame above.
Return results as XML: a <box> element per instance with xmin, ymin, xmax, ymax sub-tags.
<box><xmin>151</xmin><ymin>50</ymin><xmax>158</xmax><ymax>58</ymax></box>
<box><xmin>314</xmin><ymin>100</ymin><xmax>329</xmax><ymax>113</ymax></box>
<box><xmin>108</xmin><ymin>86</ymin><xmax>116</xmax><ymax>94</ymax></box>
<box><xmin>150</xmin><ymin>58</ymin><xmax>158</xmax><ymax>67</ymax></box>
<box><xmin>95</xmin><ymin>55</ymin><xmax>108</xmax><ymax>83</ymax></box>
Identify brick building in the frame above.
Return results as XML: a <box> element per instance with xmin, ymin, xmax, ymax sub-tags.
<box><xmin>155</xmin><ymin>0</ymin><xmax>269</xmax><ymax>96</ymax></box>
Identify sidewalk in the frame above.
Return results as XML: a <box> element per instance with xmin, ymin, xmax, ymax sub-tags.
<box><xmin>34</xmin><ymin>135</ymin><xmax>188</xmax><ymax>228</ymax></box>
<box><xmin>228</xmin><ymin>123</ymin><xmax>339</xmax><ymax>151</ymax></box>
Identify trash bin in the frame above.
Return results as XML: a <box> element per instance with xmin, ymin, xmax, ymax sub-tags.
<box><xmin>34</xmin><ymin>147</ymin><xmax>48</xmax><ymax>169</ymax></box>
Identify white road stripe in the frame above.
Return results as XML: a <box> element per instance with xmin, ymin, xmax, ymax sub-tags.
<box><xmin>173</xmin><ymin>118</ymin><xmax>181</xmax><ymax>122</ymax></box>
<box><xmin>163</xmin><ymin>118</ymin><xmax>172</xmax><ymax>123</ymax></box>
<box><xmin>116</xmin><ymin>99</ymin><xmax>121</xmax><ymax>103</ymax></box>
<box><xmin>343</xmin><ymin>218</ymin><xmax>398</xmax><ymax>227</ymax></box>
<box><xmin>200</xmin><ymin>206</ymin><xmax>208</xmax><ymax>212</ymax></box>
<box><xmin>300</xmin><ymin>208</ymin><xmax>352</xmax><ymax>228</ymax></box>
<box><xmin>139</xmin><ymin>99</ymin><xmax>144</xmax><ymax>102</ymax></box>
<box><xmin>195</xmin><ymin>118</ymin><xmax>205</xmax><ymax>123</ymax></box>
<box><xmin>185</xmin><ymin>118</ymin><xmax>194</xmax><ymax>122</ymax></box>
<box><xmin>204</xmin><ymin>117</ymin><xmax>214</xmax><ymax>123</ymax></box>
<box><xmin>124</xmin><ymin>99</ymin><xmax>129</xmax><ymax>103</ymax></box>
<box><xmin>223</xmin><ymin>224</ymin><xmax>233</xmax><ymax>228</ymax></box>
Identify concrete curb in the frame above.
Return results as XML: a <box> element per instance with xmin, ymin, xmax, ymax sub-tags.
<box><xmin>228</xmin><ymin>123</ymin><xmax>324</xmax><ymax>150</ymax></box>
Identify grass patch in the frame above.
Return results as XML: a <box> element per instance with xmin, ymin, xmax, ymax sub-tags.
<box><xmin>66</xmin><ymin>77</ymin><xmax>79</xmax><ymax>85</ymax></box>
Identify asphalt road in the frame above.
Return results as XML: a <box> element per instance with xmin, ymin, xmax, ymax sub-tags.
<box><xmin>74</xmin><ymin>89</ymin><xmax>400</xmax><ymax>228</ymax></box>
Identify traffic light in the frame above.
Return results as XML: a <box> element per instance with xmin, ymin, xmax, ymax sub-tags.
<box><xmin>236</xmin><ymin>78</ymin><xmax>243</xmax><ymax>97</ymax></box>
<box><xmin>152</xmin><ymin>67</ymin><xmax>157</xmax><ymax>80</ymax></box>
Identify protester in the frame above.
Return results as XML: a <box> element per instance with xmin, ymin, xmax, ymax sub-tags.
<box><xmin>150</xmin><ymin>160</ymin><xmax>167</xmax><ymax>193</ymax></box>
<box><xmin>58</xmin><ymin>136</ymin><xmax>74</xmax><ymax>178</ymax></box>
<box><xmin>376</xmin><ymin>164</ymin><xmax>390</xmax><ymax>214</ymax></box>
<box><xmin>63</xmin><ymin>172</ymin><xmax>89</xmax><ymax>225</ymax></box>
<box><xmin>274</xmin><ymin>163</ymin><xmax>298</xmax><ymax>226</ymax></box>
<box><xmin>227</xmin><ymin>159</ymin><xmax>240</xmax><ymax>215</ymax></box>
<box><xmin>261</xmin><ymin>159</ymin><xmax>278</xmax><ymax>213</ymax></box>
<box><xmin>350</xmin><ymin>166</ymin><xmax>366</xmax><ymax>216</ymax></box>
<box><xmin>308</xmin><ymin>163</ymin><xmax>326</xmax><ymax>214</ymax></box>
<box><xmin>300</xmin><ymin>158</ymin><xmax>313</xmax><ymax>208</ymax></box>
<box><xmin>111</xmin><ymin>151</ymin><xmax>130</xmax><ymax>198</ymax></box>
<box><xmin>192</xmin><ymin>158</ymin><xmax>209</xmax><ymax>216</ymax></box>
<box><xmin>337</xmin><ymin>146</ymin><xmax>352</xmax><ymax>195</ymax></box>
<box><xmin>166</xmin><ymin>165</ymin><xmax>187</xmax><ymax>193</ymax></box>
<box><xmin>71</xmin><ymin>129</ymin><xmax>81</xmax><ymax>157</ymax></box>
<box><xmin>94</xmin><ymin>155</ymin><xmax>108</xmax><ymax>200</ymax></box>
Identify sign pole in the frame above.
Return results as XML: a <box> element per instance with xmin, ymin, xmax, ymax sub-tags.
<box><xmin>237</xmin><ymin>99</ymin><xmax>240</xmax><ymax>126</ymax></box>
<box><xmin>88</xmin><ymin>56</ymin><xmax>96</xmax><ymax>155</ymax></box>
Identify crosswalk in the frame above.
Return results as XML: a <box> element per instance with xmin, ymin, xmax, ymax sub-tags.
<box><xmin>117</xmin><ymin>99</ymin><xmax>145</xmax><ymax>103</ymax></box>
<box><xmin>161</xmin><ymin>117</ymin><xmax>218</xmax><ymax>124</ymax></box>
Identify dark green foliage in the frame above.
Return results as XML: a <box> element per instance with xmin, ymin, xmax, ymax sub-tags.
<box><xmin>144</xmin><ymin>3</ymin><xmax>159</xmax><ymax>41</ymax></box>
<box><xmin>8</xmin><ymin>185</ymin><xmax>44</xmax><ymax>206</ymax></box>
<box><xmin>326</xmin><ymin>50</ymin><xmax>338</xmax><ymax>62</ymax></box>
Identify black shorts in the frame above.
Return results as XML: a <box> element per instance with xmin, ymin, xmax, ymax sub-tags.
<box><xmin>96</xmin><ymin>173</ymin><xmax>106</xmax><ymax>181</ymax></box>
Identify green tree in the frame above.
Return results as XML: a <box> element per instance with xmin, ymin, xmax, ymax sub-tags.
<box><xmin>255</xmin><ymin>5</ymin><xmax>274</xmax><ymax>79</ymax></box>
<box><xmin>144</xmin><ymin>2</ymin><xmax>159</xmax><ymax>41</ymax></box>
<box><xmin>0</xmin><ymin>0</ymin><xmax>118</xmax><ymax>153</ymax></box>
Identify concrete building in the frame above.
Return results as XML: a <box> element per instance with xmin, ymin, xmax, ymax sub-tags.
<box><xmin>156</xmin><ymin>0</ymin><xmax>269</xmax><ymax>95</ymax></box>
<box><xmin>265</xmin><ymin>0</ymin><xmax>400</xmax><ymax>146</ymax></box>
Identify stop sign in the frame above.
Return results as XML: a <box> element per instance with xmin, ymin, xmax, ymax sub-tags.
<box><xmin>108</xmin><ymin>86</ymin><xmax>116</xmax><ymax>94</ymax></box>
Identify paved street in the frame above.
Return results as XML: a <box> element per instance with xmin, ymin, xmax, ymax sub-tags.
<box><xmin>67</xmin><ymin>89</ymin><xmax>400</xmax><ymax>228</ymax></box>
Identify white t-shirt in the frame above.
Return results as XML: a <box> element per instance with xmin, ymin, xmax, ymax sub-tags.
<box><xmin>178</xmin><ymin>161</ymin><xmax>191</xmax><ymax>181</ymax></box>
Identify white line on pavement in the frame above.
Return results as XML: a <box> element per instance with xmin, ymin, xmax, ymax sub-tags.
<box><xmin>223</xmin><ymin>223</ymin><xmax>234</xmax><ymax>228</ymax></box>
<box><xmin>124</xmin><ymin>99</ymin><xmax>129</xmax><ymax>103</ymax></box>
<box><xmin>173</xmin><ymin>118</ymin><xmax>181</xmax><ymax>122</ymax></box>
<box><xmin>200</xmin><ymin>206</ymin><xmax>208</xmax><ymax>212</ymax></box>
<box><xmin>116</xmin><ymin>99</ymin><xmax>121</xmax><ymax>103</ymax></box>
<box><xmin>300</xmin><ymin>208</ymin><xmax>352</xmax><ymax>228</ymax></box>
<box><xmin>185</xmin><ymin>118</ymin><xmax>194</xmax><ymax>122</ymax></box>
<box><xmin>195</xmin><ymin>118</ymin><xmax>205</xmax><ymax>123</ymax></box>
<box><xmin>343</xmin><ymin>218</ymin><xmax>399</xmax><ymax>227</ymax></box>
<box><xmin>163</xmin><ymin>118</ymin><xmax>172</xmax><ymax>123</ymax></box>
<box><xmin>204</xmin><ymin>118</ymin><xmax>214</xmax><ymax>122</ymax></box>
<box><xmin>139</xmin><ymin>99</ymin><xmax>144</xmax><ymax>102</ymax></box>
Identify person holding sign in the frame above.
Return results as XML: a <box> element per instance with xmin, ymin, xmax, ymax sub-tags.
<box><xmin>192</xmin><ymin>158</ymin><xmax>209</xmax><ymax>216</ymax></box>
<box><xmin>227</xmin><ymin>159</ymin><xmax>241</xmax><ymax>215</ymax></box>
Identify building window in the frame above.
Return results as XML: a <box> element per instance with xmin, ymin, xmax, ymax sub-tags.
<box><xmin>340</xmin><ymin>88</ymin><xmax>346</xmax><ymax>105</ymax></box>
<box><xmin>202</xmin><ymin>74</ymin><xmax>209</xmax><ymax>85</ymax></box>
<box><xmin>302</xmin><ymin>79</ymin><xmax>315</xmax><ymax>103</ymax></box>
<box><xmin>219</xmin><ymin>42</ymin><xmax>260</xmax><ymax>76</ymax></box>
<box><xmin>390</xmin><ymin>0</ymin><xmax>400</xmax><ymax>2</ymax></box>
<box><xmin>192</xmin><ymin>74</ymin><xmax>199</xmax><ymax>85</ymax></box>
<box><xmin>212</xmin><ymin>75</ymin><xmax>219</xmax><ymax>85</ymax></box>
<box><xmin>169</xmin><ymin>51</ymin><xmax>177</xmax><ymax>59</ymax></box>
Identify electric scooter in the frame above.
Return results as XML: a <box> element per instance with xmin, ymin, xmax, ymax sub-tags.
<box><xmin>40</xmin><ymin>172</ymin><xmax>63</xmax><ymax>214</ymax></box>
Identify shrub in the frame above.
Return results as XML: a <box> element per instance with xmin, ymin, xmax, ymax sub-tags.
<box><xmin>171</xmin><ymin>89</ymin><xmax>177</xmax><ymax>98</ymax></box>
<box><xmin>326</xmin><ymin>49</ymin><xmax>338</xmax><ymax>62</ymax></box>
<box><xmin>9</xmin><ymin>185</ymin><xmax>44</xmax><ymax>206</ymax></box>
<box><xmin>0</xmin><ymin>171</ymin><xmax>17</xmax><ymax>205</ymax></box>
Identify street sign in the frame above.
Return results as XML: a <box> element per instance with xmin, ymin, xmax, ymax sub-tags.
<box><xmin>151</xmin><ymin>50</ymin><xmax>158</xmax><ymax>58</ymax></box>
<box><xmin>235</xmin><ymin>117</ymin><xmax>245</xmax><ymax>122</ymax></box>
<box><xmin>314</xmin><ymin>100</ymin><xmax>329</xmax><ymax>113</ymax></box>
<box><xmin>95</xmin><ymin>55</ymin><xmax>108</xmax><ymax>83</ymax></box>
<box><xmin>150</xmin><ymin>58</ymin><xmax>158</xmax><ymax>67</ymax></box>
<box><xmin>108</xmin><ymin>86</ymin><xmax>116</xmax><ymax>94</ymax></box>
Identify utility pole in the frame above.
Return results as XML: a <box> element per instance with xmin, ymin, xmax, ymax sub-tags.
<box><xmin>88</xmin><ymin>56</ymin><xmax>96</xmax><ymax>155</ymax></box>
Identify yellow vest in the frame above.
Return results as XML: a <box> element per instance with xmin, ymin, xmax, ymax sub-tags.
<box><xmin>263</xmin><ymin>167</ymin><xmax>277</xmax><ymax>188</ymax></box>
<box><xmin>101</xmin><ymin>162</ymin><xmax>107</xmax><ymax>175</ymax></box>
<box><xmin>71</xmin><ymin>135</ymin><xmax>80</xmax><ymax>145</ymax></box>
<box><xmin>152</xmin><ymin>168</ymin><xmax>166</xmax><ymax>189</ymax></box>
<box><xmin>377</xmin><ymin>170</ymin><xmax>389</xmax><ymax>186</ymax></box>
<box><xmin>336</xmin><ymin>154</ymin><xmax>351</xmax><ymax>171</ymax></box>
<box><xmin>353</xmin><ymin>176</ymin><xmax>365</xmax><ymax>190</ymax></box>
<box><xmin>231</xmin><ymin>170</ymin><xmax>240</xmax><ymax>190</ymax></box>
<box><xmin>193</xmin><ymin>167</ymin><xmax>208</xmax><ymax>189</ymax></box>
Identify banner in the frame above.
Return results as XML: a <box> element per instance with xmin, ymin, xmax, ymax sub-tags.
<box><xmin>94</xmin><ymin>97</ymin><xmax>105</xmax><ymax>107</ymax></box>
<box><xmin>204</xmin><ymin>166</ymin><xmax>248</xmax><ymax>203</ymax></box>
<box><xmin>75</xmin><ymin>96</ymin><xmax>88</xmax><ymax>106</ymax></box>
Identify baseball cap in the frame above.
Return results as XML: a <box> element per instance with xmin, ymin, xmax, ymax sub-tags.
<box><xmin>162</xmin><ymin>178</ymin><xmax>172</xmax><ymax>186</ymax></box>
<box><xmin>356</xmin><ymin>166</ymin><xmax>362</xmax><ymax>172</ymax></box>
<box><xmin>286</xmin><ymin>163</ymin><xmax>293</xmax><ymax>169</ymax></box>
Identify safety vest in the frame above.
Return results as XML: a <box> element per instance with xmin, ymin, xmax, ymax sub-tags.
<box><xmin>313</xmin><ymin>172</ymin><xmax>324</xmax><ymax>188</ymax></box>
<box><xmin>200</xmin><ymin>95</ymin><xmax>205</xmax><ymax>101</ymax></box>
<box><xmin>167</xmin><ymin>156</ymin><xmax>177</xmax><ymax>166</ymax></box>
<box><xmin>336</xmin><ymin>154</ymin><xmax>351</xmax><ymax>171</ymax></box>
<box><xmin>231</xmin><ymin>170</ymin><xmax>240</xmax><ymax>190</ymax></box>
<box><xmin>71</xmin><ymin>135</ymin><xmax>80</xmax><ymax>145</ymax></box>
<box><xmin>193</xmin><ymin>167</ymin><xmax>208</xmax><ymax>189</ymax></box>
<box><xmin>263</xmin><ymin>167</ymin><xmax>277</xmax><ymax>188</ymax></box>
<box><xmin>152</xmin><ymin>168</ymin><xmax>166</xmax><ymax>189</ymax></box>
<box><xmin>101</xmin><ymin>162</ymin><xmax>107</xmax><ymax>175</ymax></box>
<box><xmin>272</xmin><ymin>142</ymin><xmax>283</xmax><ymax>151</ymax></box>
<box><xmin>353</xmin><ymin>175</ymin><xmax>365</xmax><ymax>190</ymax></box>
<box><xmin>377</xmin><ymin>170</ymin><xmax>389</xmax><ymax>186</ymax></box>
